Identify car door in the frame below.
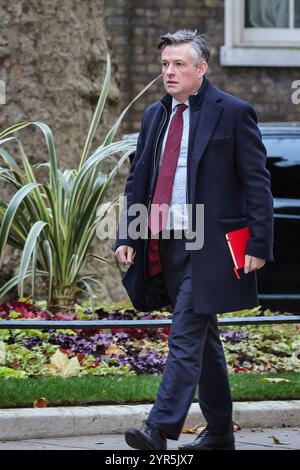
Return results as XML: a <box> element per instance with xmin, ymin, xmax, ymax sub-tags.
<box><xmin>258</xmin><ymin>126</ymin><xmax>300</xmax><ymax>312</ymax></box>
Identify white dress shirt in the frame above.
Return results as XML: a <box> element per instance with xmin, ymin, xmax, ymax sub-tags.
<box><xmin>159</xmin><ymin>97</ymin><xmax>190</xmax><ymax>230</ymax></box>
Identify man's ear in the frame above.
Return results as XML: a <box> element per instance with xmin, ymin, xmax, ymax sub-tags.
<box><xmin>198</xmin><ymin>62</ymin><xmax>208</xmax><ymax>78</ymax></box>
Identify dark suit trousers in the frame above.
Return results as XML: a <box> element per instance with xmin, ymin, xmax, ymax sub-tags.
<box><xmin>147</xmin><ymin>230</ymin><xmax>233</xmax><ymax>440</ymax></box>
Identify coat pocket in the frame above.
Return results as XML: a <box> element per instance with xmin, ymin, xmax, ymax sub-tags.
<box><xmin>217</xmin><ymin>214</ymin><xmax>247</xmax><ymax>226</ymax></box>
<box><xmin>207</xmin><ymin>136</ymin><xmax>233</xmax><ymax>147</ymax></box>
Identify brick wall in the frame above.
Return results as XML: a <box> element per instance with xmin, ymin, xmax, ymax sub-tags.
<box><xmin>104</xmin><ymin>0</ymin><xmax>300</xmax><ymax>132</ymax></box>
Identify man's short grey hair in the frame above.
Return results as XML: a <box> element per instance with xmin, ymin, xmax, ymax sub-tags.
<box><xmin>158</xmin><ymin>29</ymin><xmax>210</xmax><ymax>64</ymax></box>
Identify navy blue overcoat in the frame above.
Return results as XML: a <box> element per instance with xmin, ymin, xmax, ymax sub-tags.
<box><xmin>115</xmin><ymin>78</ymin><xmax>274</xmax><ymax>315</ymax></box>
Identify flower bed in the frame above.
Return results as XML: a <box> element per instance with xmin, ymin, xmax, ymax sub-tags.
<box><xmin>0</xmin><ymin>301</ymin><xmax>299</xmax><ymax>378</ymax></box>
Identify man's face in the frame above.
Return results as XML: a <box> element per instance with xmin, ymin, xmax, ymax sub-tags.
<box><xmin>161</xmin><ymin>43</ymin><xmax>208</xmax><ymax>102</ymax></box>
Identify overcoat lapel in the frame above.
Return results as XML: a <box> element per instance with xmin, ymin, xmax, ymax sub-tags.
<box><xmin>188</xmin><ymin>95</ymin><xmax>224</xmax><ymax>203</ymax></box>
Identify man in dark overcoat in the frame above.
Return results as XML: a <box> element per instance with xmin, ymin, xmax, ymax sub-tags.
<box><xmin>114</xmin><ymin>29</ymin><xmax>274</xmax><ymax>450</ymax></box>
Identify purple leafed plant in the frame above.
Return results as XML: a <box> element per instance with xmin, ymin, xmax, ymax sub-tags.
<box><xmin>117</xmin><ymin>349</ymin><xmax>167</xmax><ymax>375</ymax></box>
<box><xmin>220</xmin><ymin>329</ymin><xmax>250</xmax><ymax>343</ymax></box>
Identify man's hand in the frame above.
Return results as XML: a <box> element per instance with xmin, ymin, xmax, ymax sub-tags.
<box><xmin>114</xmin><ymin>245</ymin><xmax>136</xmax><ymax>266</ymax></box>
<box><xmin>244</xmin><ymin>255</ymin><xmax>265</xmax><ymax>274</ymax></box>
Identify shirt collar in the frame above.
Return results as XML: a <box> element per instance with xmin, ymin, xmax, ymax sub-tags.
<box><xmin>161</xmin><ymin>75</ymin><xmax>209</xmax><ymax>112</ymax></box>
<box><xmin>171</xmin><ymin>97</ymin><xmax>189</xmax><ymax>113</ymax></box>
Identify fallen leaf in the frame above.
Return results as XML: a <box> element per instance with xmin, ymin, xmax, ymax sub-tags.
<box><xmin>44</xmin><ymin>350</ymin><xmax>80</xmax><ymax>377</ymax></box>
<box><xmin>260</xmin><ymin>378</ymin><xmax>290</xmax><ymax>383</ymax></box>
<box><xmin>105</xmin><ymin>344</ymin><xmax>126</xmax><ymax>356</ymax></box>
<box><xmin>34</xmin><ymin>397</ymin><xmax>49</xmax><ymax>408</ymax></box>
<box><xmin>271</xmin><ymin>436</ymin><xmax>283</xmax><ymax>445</ymax></box>
<box><xmin>233</xmin><ymin>421</ymin><xmax>241</xmax><ymax>432</ymax></box>
<box><xmin>10</xmin><ymin>359</ymin><xmax>20</xmax><ymax>369</ymax></box>
<box><xmin>181</xmin><ymin>424</ymin><xmax>206</xmax><ymax>435</ymax></box>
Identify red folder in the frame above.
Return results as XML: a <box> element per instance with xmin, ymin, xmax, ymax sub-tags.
<box><xmin>225</xmin><ymin>226</ymin><xmax>250</xmax><ymax>280</ymax></box>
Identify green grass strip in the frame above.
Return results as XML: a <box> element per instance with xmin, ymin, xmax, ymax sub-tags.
<box><xmin>0</xmin><ymin>372</ymin><xmax>299</xmax><ymax>408</ymax></box>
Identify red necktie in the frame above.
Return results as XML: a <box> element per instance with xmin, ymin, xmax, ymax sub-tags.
<box><xmin>147</xmin><ymin>103</ymin><xmax>188</xmax><ymax>276</ymax></box>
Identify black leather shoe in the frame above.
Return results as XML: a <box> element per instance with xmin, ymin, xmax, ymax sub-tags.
<box><xmin>125</xmin><ymin>419</ymin><xmax>167</xmax><ymax>450</ymax></box>
<box><xmin>178</xmin><ymin>426</ymin><xmax>235</xmax><ymax>450</ymax></box>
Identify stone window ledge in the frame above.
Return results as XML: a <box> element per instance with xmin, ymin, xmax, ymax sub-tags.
<box><xmin>220</xmin><ymin>46</ymin><xmax>300</xmax><ymax>67</ymax></box>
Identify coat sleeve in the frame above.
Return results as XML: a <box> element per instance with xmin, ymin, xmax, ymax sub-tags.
<box><xmin>114</xmin><ymin>111</ymin><xmax>147</xmax><ymax>252</ymax></box>
<box><xmin>235</xmin><ymin>103</ymin><xmax>274</xmax><ymax>262</ymax></box>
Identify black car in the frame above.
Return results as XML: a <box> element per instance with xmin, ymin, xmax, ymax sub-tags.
<box><xmin>258</xmin><ymin>123</ymin><xmax>300</xmax><ymax>313</ymax></box>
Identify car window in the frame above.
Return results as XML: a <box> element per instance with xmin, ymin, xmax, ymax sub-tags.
<box><xmin>262</xmin><ymin>136</ymin><xmax>300</xmax><ymax>199</ymax></box>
